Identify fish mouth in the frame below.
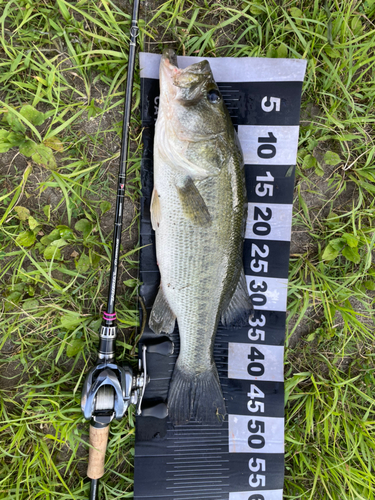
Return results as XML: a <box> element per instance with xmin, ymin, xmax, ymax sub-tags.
<box><xmin>162</xmin><ymin>48</ymin><xmax>178</xmax><ymax>69</ymax></box>
<box><xmin>160</xmin><ymin>49</ymin><xmax>212</xmax><ymax>98</ymax></box>
<box><xmin>159</xmin><ymin>49</ymin><xmax>180</xmax><ymax>101</ymax></box>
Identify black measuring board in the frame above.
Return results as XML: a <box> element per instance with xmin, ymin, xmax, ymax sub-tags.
<box><xmin>134</xmin><ymin>53</ymin><xmax>306</xmax><ymax>500</ymax></box>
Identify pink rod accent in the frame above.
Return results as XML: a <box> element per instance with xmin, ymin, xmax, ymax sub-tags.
<box><xmin>103</xmin><ymin>312</ymin><xmax>116</xmax><ymax>319</ymax></box>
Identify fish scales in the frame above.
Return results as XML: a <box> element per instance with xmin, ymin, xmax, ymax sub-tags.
<box><xmin>149</xmin><ymin>49</ymin><xmax>252</xmax><ymax>426</ymax></box>
<box><xmin>156</xmin><ymin>162</ymin><xmax>238</xmax><ymax>369</ymax></box>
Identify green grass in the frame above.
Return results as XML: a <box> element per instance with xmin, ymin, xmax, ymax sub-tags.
<box><xmin>0</xmin><ymin>0</ymin><xmax>375</xmax><ymax>499</ymax></box>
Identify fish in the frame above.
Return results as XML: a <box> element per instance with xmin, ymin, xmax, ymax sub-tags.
<box><xmin>149</xmin><ymin>49</ymin><xmax>253</xmax><ymax>426</ymax></box>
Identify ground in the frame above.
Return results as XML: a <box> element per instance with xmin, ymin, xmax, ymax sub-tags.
<box><xmin>0</xmin><ymin>1</ymin><xmax>375</xmax><ymax>499</ymax></box>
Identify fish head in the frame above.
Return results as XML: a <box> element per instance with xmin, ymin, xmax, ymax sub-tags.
<box><xmin>159</xmin><ymin>49</ymin><xmax>230</xmax><ymax>141</ymax></box>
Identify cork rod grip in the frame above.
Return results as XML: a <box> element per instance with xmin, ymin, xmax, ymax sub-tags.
<box><xmin>87</xmin><ymin>425</ymin><xmax>110</xmax><ymax>480</ymax></box>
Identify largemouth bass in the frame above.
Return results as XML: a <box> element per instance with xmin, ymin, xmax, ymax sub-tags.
<box><xmin>149</xmin><ymin>49</ymin><xmax>253</xmax><ymax>426</ymax></box>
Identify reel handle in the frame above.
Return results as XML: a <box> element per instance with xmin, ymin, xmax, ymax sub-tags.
<box><xmin>141</xmin><ymin>402</ymin><xmax>168</xmax><ymax>419</ymax></box>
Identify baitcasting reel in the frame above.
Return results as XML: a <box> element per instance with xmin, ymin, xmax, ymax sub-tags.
<box><xmin>81</xmin><ymin>326</ymin><xmax>173</xmax><ymax>425</ymax></box>
<box><xmin>81</xmin><ymin>323</ymin><xmax>173</xmax><ymax>500</ymax></box>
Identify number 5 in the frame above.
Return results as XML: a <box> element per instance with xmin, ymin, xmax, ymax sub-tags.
<box><xmin>261</xmin><ymin>96</ymin><xmax>280</xmax><ymax>112</ymax></box>
<box><xmin>249</xmin><ymin>473</ymin><xmax>266</xmax><ymax>487</ymax></box>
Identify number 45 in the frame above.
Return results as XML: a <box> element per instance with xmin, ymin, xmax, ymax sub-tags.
<box><xmin>261</xmin><ymin>96</ymin><xmax>281</xmax><ymax>112</ymax></box>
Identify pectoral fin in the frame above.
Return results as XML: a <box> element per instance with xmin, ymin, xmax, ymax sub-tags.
<box><xmin>221</xmin><ymin>268</ymin><xmax>253</xmax><ymax>327</ymax></box>
<box><xmin>149</xmin><ymin>286</ymin><xmax>176</xmax><ymax>335</ymax></box>
<box><xmin>176</xmin><ymin>176</ymin><xmax>212</xmax><ymax>227</ymax></box>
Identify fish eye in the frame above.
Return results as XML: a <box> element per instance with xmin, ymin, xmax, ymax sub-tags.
<box><xmin>207</xmin><ymin>89</ymin><xmax>221</xmax><ymax>104</ymax></box>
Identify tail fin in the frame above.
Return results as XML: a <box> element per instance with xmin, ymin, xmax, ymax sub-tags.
<box><xmin>167</xmin><ymin>365</ymin><xmax>226</xmax><ymax>426</ymax></box>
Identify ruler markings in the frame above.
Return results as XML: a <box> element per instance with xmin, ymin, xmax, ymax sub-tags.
<box><xmin>168</xmin><ymin>480</ymin><xmax>227</xmax><ymax>485</ymax></box>
<box><xmin>170</xmin><ymin>473</ymin><xmax>229</xmax><ymax>477</ymax></box>
<box><xmin>136</xmin><ymin>55</ymin><xmax>306</xmax><ymax>500</ymax></box>
<box><xmin>167</xmin><ymin>434</ymin><xmax>222</xmax><ymax>439</ymax></box>
<box><xmin>172</xmin><ymin>495</ymin><xmax>227</xmax><ymax>500</ymax></box>
<box><xmin>169</xmin><ymin>464</ymin><xmax>229</xmax><ymax>468</ymax></box>
<box><xmin>168</xmin><ymin>438</ymin><xmax>223</xmax><ymax>448</ymax></box>
<box><xmin>168</xmin><ymin>486</ymin><xmax>228</xmax><ymax>491</ymax></box>
<box><xmin>168</xmin><ymin>459</ymin><xmax>228</xmax><ymax>463</ymax></box>
<box><xmin>168</xmin><ymin>452</ymin><xmax>228</xmax><ymax>457</ymax></box>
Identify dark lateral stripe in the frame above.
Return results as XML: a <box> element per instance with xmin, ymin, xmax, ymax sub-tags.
<box><xmin>243</xmin><ymin>239</ymin><xmax>290</xmax><ymax>279</ymax></box>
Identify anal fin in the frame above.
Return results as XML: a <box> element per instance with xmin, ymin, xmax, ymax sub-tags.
<box><xmin>221</xmin><ymin>268</ymin><xmax>253</xmax><ymax>327</ymax></box>
<box><xmin>149</xmin><ymin>286</ymin><xmax>176</xmax><ymax>334</ymax></box>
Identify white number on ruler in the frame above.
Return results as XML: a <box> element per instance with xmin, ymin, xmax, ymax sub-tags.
<box><xmin>249</xmin><ymin>457</ymin><xmax>266</xmax><ymax>472</ymax></box>
<box><xmin>255</xmin><ymin>171</ymin><xmax>274</xmax><ymax>197</ymax></box>
<box><xmin>261</xmin><ymin>96</ymin><xmax>281</xmax><ymax>112</ymax></box>
<box><xmin>247</xmin><ymin>384</ymin><xmax>265</xmax><ymax>413</ymax></box>
<box><xmin>248</xmin><ymin>313</ymin><xmax>266</xmax><ymax>341</ymax></box>
<box><xmin>250</xmin><ymin>243</ymin><xmax>269</xmax><ymax>273</ymax></box>
<box><xmin>249</xmin><ymin>474</ymin><xmax>266</xmax><ymax>488</ymax></box>
<box><xmin>248</xmin><ymin>328</ymin><xmax>265</xmax><ymax>341</ymax></box>
<box><xmin>248</xmin><ymin>419</ymin><xmax>266</xmax><ymax>449</ymax></box>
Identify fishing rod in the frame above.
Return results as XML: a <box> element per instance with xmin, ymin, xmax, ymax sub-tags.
<box><xmin>80</xmin><ymin>1</ymin><xmax>141</xmax><ymax>498</ymax></box>
<box><xmin>80</xmin><ymin>1</ymin><xmax>171</xmax><ymax>499</ymax></box>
